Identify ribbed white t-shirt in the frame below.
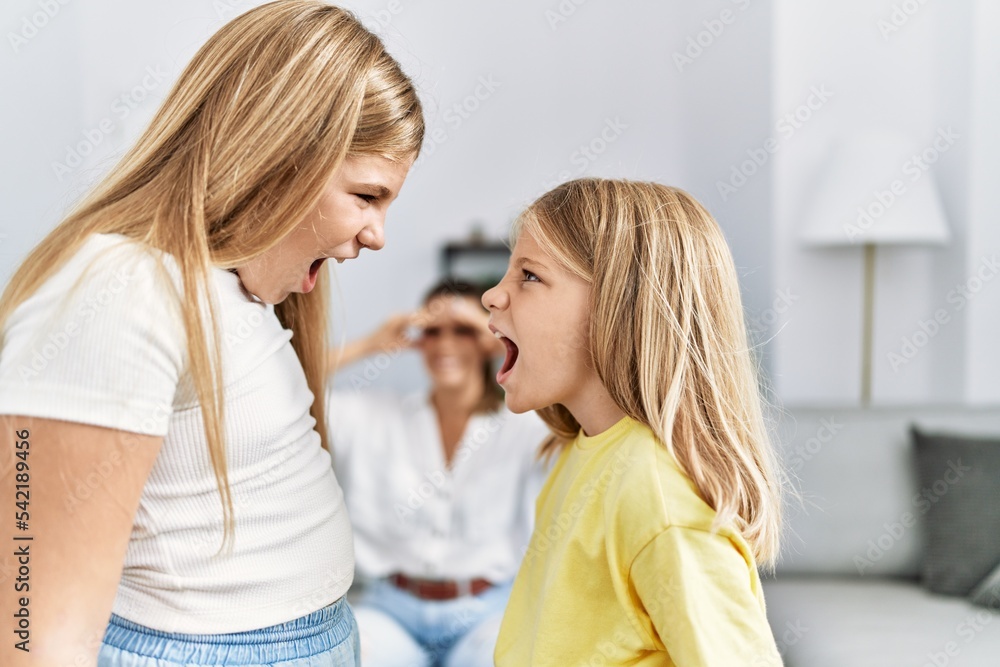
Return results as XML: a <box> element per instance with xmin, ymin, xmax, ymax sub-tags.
<box><xmin>0</xmin><ymin>233</ymin><xmax>354</xmax><ymax>633</ymax></box>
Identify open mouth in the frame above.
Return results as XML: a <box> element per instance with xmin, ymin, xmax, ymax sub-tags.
<box><xmin>496</xmin><ymin>333</ymin><xmax>519</xmax><ymax>384</ymax></box>
<box><xmin>303</xmin><ymin>257</ymin><xmax>327</xmax><ymax>293</ymax></box>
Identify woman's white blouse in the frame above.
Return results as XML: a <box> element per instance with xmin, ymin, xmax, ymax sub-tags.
<box><xmin>327</xmin><ymin>389</ymin><xmax>551</xmax><ymax>583</ymax></box>
<box><xmin>0</xmin><ymin>233</ymin><xmax>354</xmax><ymax>633</ymax></box>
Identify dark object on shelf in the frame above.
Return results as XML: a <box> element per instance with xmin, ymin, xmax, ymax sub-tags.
<box><xmin>440</xmin><ymin>239</ymin><xmax>511</xmax><ymax>286</ymax></box>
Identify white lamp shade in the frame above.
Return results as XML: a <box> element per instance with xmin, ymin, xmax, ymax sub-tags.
<box><xmin>800</xmin><ymin>131</ymin><xmax>951</xmax><ymax>247</ymax></box>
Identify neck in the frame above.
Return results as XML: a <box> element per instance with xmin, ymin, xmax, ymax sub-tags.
<box><xmin>563</xmin><ymin>380</ymin><xmax>627</xmax><ymax>437</ymax></box>
<box><xmin>431</xmin><ymin>379</ymin><xmax>485</xmax><ymax>417</ymax></box>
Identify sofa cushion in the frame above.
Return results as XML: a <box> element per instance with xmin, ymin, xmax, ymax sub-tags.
<box><xmin>912</xmin><ymin>427</ymin><xmax>1000</xmax><ymax>596</ymax></box>
<box><xmin>969</xmin><ymin>560</ymin><xmax>1000</xmax><ymax>610</ymax></box>
<box><xmin>763</xmin><ymin>575</ymin><xmax>1000</xmax><ymax>667</ymax></box>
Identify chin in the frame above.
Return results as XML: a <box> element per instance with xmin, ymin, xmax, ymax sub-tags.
<box><xmin>431</xmin><ymin>373</ymin><xmax>472</xmax><ymax>390</ymax></box>
<box><xmin>503</xmin><ymin>398</ymin><xmax>531</xmax><ymax>414</ymax></box>
<box><xmin>242</xmin><ymin>281</ymin><xmax>282</xmax><ymax>305</ymax></box>
<box><xmin>502</xmin><ymin>389</ymin><xmax>543</xmax><ymax>415</ymax></box>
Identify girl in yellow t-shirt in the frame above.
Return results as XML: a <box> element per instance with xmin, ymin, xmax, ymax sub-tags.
<box><xmin>482</xmin><ymin>178</ymin><xmax>786</xmax><ymax>667</ymax></box>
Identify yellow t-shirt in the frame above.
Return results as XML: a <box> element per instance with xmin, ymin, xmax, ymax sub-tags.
<box><xmin>495</xmin><ymin>416</ymin><xmax>782</xmax><ymax>666</ymax></box>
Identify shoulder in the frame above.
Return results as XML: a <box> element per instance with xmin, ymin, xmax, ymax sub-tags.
<box><xmin>3</xmin><ymin>233</ymin><xmax>184</xmax><ymax>344</ymax></box>
<box><xmin>606</xmin><ymin>428</ymin><xmax>754</xmax><ymax>579</ymax></box>
<box><xmin>325</xmin><ymin>389</ymin><xmax>422</xmax><ymax>464</ymax></box>
<box><xmin>11</xmin><ymin>233</ymin><xmax>184</xmax><ymax>329</ymax></box>
<box><xmin>66</xmin><ymin>233</ymin><xmax>186</xmax><ymax>340</ymax></box>
<box><xmin>0</xmin><ymin>234</ymin><xmax>186</xmax><ymax>433</ymax></box>
<box><xmin>70</xmin><ymin>232</ymin><xmax>182</xmax><ymax>294</ymax></box>
<box><xmin>634</xmin><ymin>524</ymin><xmax>756</xmax><ymax>573</ymax></box>
<box><xmin>605</xmin><ymin>420</ymin><xmax>720</xmax><ymax>542</ymax></box>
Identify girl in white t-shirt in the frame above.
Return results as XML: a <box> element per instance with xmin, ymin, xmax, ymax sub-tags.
<box><xmin>0</xmin><ymin>2</ymin><xmax>423</xmax><ymax>666</ymax></box>
<box><xmin>327</xmin><ymin>280</ymin><xmax>551</xmax><ymax>667</ymax></box>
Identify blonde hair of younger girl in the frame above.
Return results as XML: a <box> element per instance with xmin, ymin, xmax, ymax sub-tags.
<box><xmin>516</xmin><ymin>178</ymin><xmax>784</xmax><ymax>565</ymax></box>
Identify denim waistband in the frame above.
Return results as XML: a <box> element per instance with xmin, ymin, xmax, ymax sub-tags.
<box><xmin>101</xmin><ymin>597</ymin><xmax>352</xmax><ymax>663</ymax></box>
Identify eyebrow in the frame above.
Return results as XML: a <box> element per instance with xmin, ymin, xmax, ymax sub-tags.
<box><xmin>354</xmin><ymin>183</ymin><xmax>393</xmax><ymax>199</ymax></box>
<box><xmin>514</xmin><ymin>256</ymin><xmax>546</xmax><ymax>270</ymax></box>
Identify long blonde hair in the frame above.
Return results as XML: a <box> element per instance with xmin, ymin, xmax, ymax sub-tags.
<box><xmin>519</xmin><ymin>178</ymin><xmax>783</xmax><ymax>566</ymax></box>
<box><xmin>0</xmin><ymin>0</ymin><xmax>424</xmax><ymax>553</ymax></box>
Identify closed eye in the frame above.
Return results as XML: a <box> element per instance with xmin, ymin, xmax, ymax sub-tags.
<box><xmin>522</xmin><ymin>269</ymin><xmax>540</xmax><ymax>283</ymax></box>
<box><xmin>355</xmin><ymin>193</ymin><xmax>378</xmax><ymax>204</ymax></box>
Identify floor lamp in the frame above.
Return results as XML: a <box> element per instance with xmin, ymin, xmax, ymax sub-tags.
<box><xmin>800</xmin><ymin>134</ymin><xmax>950</xmax><ymax>407</ymax></box>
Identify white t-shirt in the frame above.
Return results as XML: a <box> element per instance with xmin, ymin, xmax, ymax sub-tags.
<box><xmin>327</xmin><ymin>389</ymin><xmax>551</xmax><ymax>583</ymax></box>
<box><xmin>0</xmin><ymin>233</ymin><xmax>354</xmax><ymax>633</ymax></box>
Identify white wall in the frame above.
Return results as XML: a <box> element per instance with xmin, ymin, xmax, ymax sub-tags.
<box><xmin>772</xmin><ymin>0</ymin><xmax>1000</xmax><ymax>407</ymax></box>
<box><xmin>332</xmin><ymin>0</ymin><xmax>776</xmax><ymax>392</ymax></box>
<box><xmin>965</xmin><ymin>0</ymin><xmax>1000</xmax><ymax>404</ymax></box>
<box><xmin>1</xmin><ymin>0</ymin><xmax>996</xmax><ymax>405</ymax></box>
<box><xmin>1</xmin><ymin>0</ymin><xmax>776</xmax><ymax>393</ymax></box>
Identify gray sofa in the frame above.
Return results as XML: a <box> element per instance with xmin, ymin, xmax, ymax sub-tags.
<box><xmin>762</xmin><ymin>408</ymin><xmax>1000</xmax><ymax>666</ymax></box>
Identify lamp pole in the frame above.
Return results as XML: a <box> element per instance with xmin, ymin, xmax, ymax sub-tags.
<box><xmin>860</xmin><ymin>243</ymin><xmax>876</xmax><ymax>407</ymax></box>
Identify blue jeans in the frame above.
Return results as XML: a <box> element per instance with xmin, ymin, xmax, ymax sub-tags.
<box><xmin>352</xmin><ymin>578</ymin><xmax>511</xmax><ymax>667</ymax></box>
<box><xmin>98</xmin><ymin>597</ymin><xmax>359</xmax><ymax>666</ymax></box>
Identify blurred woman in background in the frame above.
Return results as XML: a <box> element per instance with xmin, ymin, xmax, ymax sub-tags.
<box><xmin>327</xmin><ymin>280</ymin><xmax>550</xmax><ymax>667</ymax></box>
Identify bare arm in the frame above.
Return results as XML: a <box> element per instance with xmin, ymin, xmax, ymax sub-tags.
<box><xmin>0</xmin><ymin>415</ymin><xmax>162</xmax><ymax>667</ymax></box>
<box><xmin>327</xmin><ymin>312</ymin><xmax>416</xmax><ymax>374</ymax></box>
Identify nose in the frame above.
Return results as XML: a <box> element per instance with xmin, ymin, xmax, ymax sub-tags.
<box><xmin>357</xmin><ymin>215</ymin><xmax>385</xmax><ymax>251</ymax></box>
<box><xmin>419</xmin><ymin>329</ymin><xmax>459</xmax><ymax>356</ymax></box>
<box><xmin>482</xmin><ymin>282</ymin><xmax>506</xmax><ymax>311</ymax></box>
<box><xmin>437</xmin><ymin>329</ymin><xmax>461</xmax><ymax>349</ymax></box>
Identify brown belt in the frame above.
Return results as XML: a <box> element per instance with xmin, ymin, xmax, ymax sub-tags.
<box><xmin>388</xmin><ymin>573</ymin><xmax>493</xmax><ymax>600</ymax></box>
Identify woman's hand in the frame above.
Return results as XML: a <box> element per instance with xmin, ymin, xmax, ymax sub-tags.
<box><xmin>365</xmin><ymin>312</ymin><xmax>417</xmax><ymax>355</ymax></box>
<box><xmin>328</xmin><ymin>312</ymin><xmax>418</xmax><ymax>373</ymax></box>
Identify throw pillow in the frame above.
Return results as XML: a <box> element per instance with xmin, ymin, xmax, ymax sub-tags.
<box><xmin>969</xmin><ymin>560</ymin><xmax>1000</xmax><ymax>609</ymax></box>
<box><xmin>911</xmin><ymin>426</ymin><xmax>1000</xmax><ymax>596</ymax></box>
